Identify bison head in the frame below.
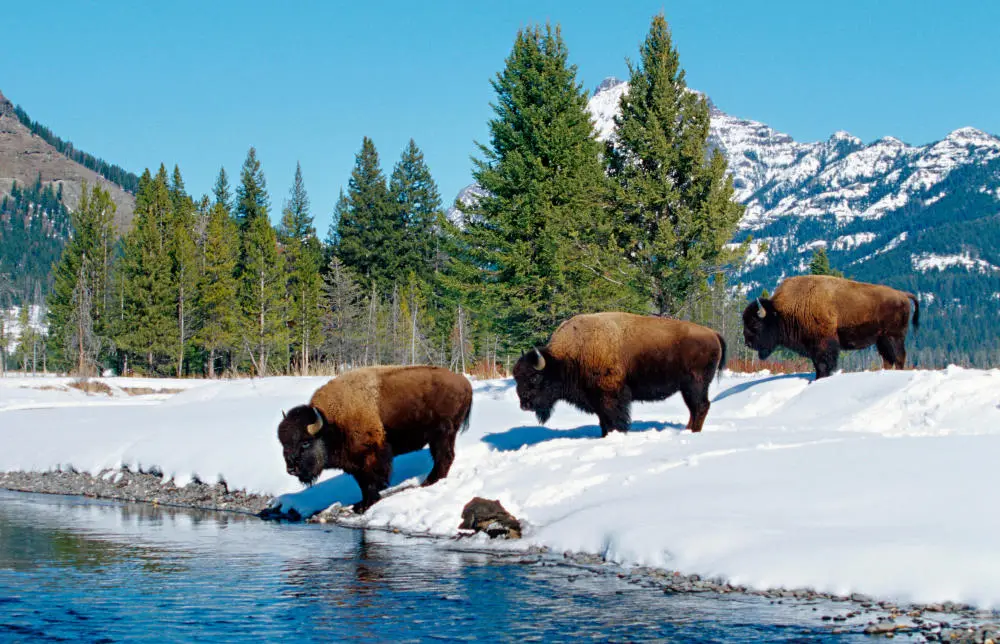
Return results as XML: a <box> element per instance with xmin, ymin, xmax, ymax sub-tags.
<box><xmin>513</xmin><ymin>347</ymin><xmax>559</xmax><ymax>424</ymax></box>
<box><xmin>742</xmin><ymin>297</ymin><xmax>781</xmax><ymax>360</ymax></box>
<box><xmin>277</xmin><ymin>405</ymin><xmax>329</xmax><ymax>485</ymax></box>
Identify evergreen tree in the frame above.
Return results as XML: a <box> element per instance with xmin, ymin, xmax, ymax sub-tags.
<box><xmin>0</xmin><ymin>273</ymin><xmax>13</xmax><ymax>374</ymax></box>
<box><xmin>325</xmin><ymin>188</ymin><xmax>349</xmax><ymax>263</ymax></box>
<box><xmin>808</xmin><ymin>247</ymin><xmax>843</xmax><ymax>277</ymax></box>
<box><xmin>213</xmin><ymin>166</ymin><xmax>233</xmax><ymax>214</ymax></box>
<box><xmin>336</xmin><ymin>137</ymin><xmax>396</xmax><ymax>289</ymax></box>
<box><xmin>389</xmin><ymin>139</ymin><xmax>442</xmax><ymax>281</ymax></box>
<box><xmin>168</xmin><ymin>166</ymin><xmax>199</xmax><ymax>377</ymax></box>
<box><xmin>278</xmin><ymin>162</ymin><xmax>323</xmax><ymax>374</ymax></box>
<box><xmin>234</xmin><ymin>152</ymin><xmax>285</xmax><ymax>376</ymax></box>
<box><xmin>117</xmin><ymin>167</ymin><xmax>176</xmax><ymax>373</ymax></box>
<box><xmin>607</xmin><ymin>13</ymin><xmax>746</xmax><ymax>316</ymax></box>
<box><xmin>455</xmin><ymin>24</ymin><xmax>640</xmax><ymax>348</ymax></box>
<box><xmin>47</xmin><ymin>182</ymin><xmax>117</xmax><ymax>372</ymax></box>
<box><xmin>322</xmin><ymin>255</ymin><xmax>365</xmax><ymax>369</ymax></box>
<box><xmin>194</xmin><ymin>203</ymin><xmax>239</xmax><ymax>377</ymax></box>
<box><xmin>235</xmin><ymin>147</ymin><xmax>269</xmax><ymax>231</ymax></box>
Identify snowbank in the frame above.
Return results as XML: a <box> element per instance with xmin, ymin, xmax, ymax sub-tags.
<box><xmin>3</xmin><ymin>368</ymin><xmax>1000</xmax><ymax>607</ymax></box>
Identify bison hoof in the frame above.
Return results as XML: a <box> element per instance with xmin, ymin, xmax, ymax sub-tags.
<box><xmin>352</xmin><ymin>501</ymin><xmax>372</xmax><ymax>514</ymax></box>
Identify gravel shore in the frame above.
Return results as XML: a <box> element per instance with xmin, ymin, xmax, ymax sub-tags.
<box><xmin>3</xmin><ymin>468</ymin><xmax>998</xmax><ymax>642</ymax></box>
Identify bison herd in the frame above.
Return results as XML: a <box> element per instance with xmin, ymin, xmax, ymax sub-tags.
<box><xmin>278</xmin><ymin>275</ymin><xmax>920</xmax><ymax>512</ymax></box>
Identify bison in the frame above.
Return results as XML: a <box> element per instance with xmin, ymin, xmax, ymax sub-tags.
<box><xmin>512</xmin><ymin>312</ymin><xmax>727</xmax><ymax>436</ymax></box>
<box><xmin>742</xmin><ymin>275</ymin><xmax>919</xmax><ymax>379</ymax></box>
<box><xmin>277</xmin><ymin>366</ymin><xmax>473</xmax><ymax>513</ymax></box>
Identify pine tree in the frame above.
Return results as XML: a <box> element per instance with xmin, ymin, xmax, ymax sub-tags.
<box><xmin>808</xmin><ymin>247</ymin><xmax>843</xmax><ymax>277</ymax></box>
<box><xmin>235</xmin><ymin>151</ymin><xmax>285</xmax><ymax>376</ymax></box>
<box><xmin>455</xmin><ymin>24</ymin><xmax>640</xmax><ymax>349</ymax></box>
<box><xmin>322</xmin><ymin>255</ymin><xmax>364</xmax><ymax>369</ymax></box>
<box><xmin>278</xmin><ymin>162</ymin><xmax>323</xmax><ymax>374</ymax></box>
<box><xmin>117</xmin><ymin>167</ymin><xmax>176</xmax><ymax>373</ymax></box>
<box><xmin>213</xmin><ymin>166</ymin><xmax>233</xmax><ymax>214</ymax></box>
<box><xmin>194</xmin><ymin>203</ymin><xmax>239</xmax><ymax>377</ymax></box>
<box><xmin>389</xmin><ymin>139</ymin><xmax>442</xmax><ymax>281</ymax></box>
<box><xmin>47</xmin><ymin>182</ymin><xmax>117</xmax><ymax>372</ymax></box>
<box><xmin>0</xmin><ymin>273</ymin><xmax>13</xmax><ymax>375</ymax></box>
<box><xmin>336</xmin><ymin>137</ymin><xmax>396</xmax><ymax>289</ymax></box>
<box><xmin>235</xmin><ymin>147</ymin><xmax>269</xmax><ymax>231</ymax></box>
<box><xmin>607</xmin><ymin>13</ymin><xmax>746</xmax><ymax>316</ymax></box>
<box><xmin>168</xmin><ymin>166</ymin><xmax>199</xmax><ymax>377</ymax></box>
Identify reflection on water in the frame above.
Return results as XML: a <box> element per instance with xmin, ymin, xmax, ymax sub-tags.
<box><xmin>0</xmin><ymin>491</ymin><xmax>867</xmax><ymax>642</ymax></box>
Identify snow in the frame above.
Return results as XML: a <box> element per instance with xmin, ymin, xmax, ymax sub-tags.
<box><xmin>1</xmin><ymin>306</ymin><xmax>47</xmax><ymax>352</ymax></box>
<box><xmin>4</xmin><ymin>368</ymin><xmax>1000</xmax><ymax>607</ymax></box>
<box><xmin>911</xmin><ymin>252</ymin><xmax>1000</xmax><ymax>274</ymax></box>
<box><xmin>831</xmin><ymin>232</ymin><xmax>876</xmax><ymax>251</ymax></box>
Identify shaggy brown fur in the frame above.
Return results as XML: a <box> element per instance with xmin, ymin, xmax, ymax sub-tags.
<box><xmin>277</xmin><ymin>366</ymin><xmax>473</xmax><ymax>513</ymax></box>
<box><xmin>513</xmin><ymin>312</ymin><xmax>726</xmax><ymax>436</ymax></box>
<box><xmin>742</xmin><ymin>275</ymin><xmax>919</xmax><ymax>379</ymax></box>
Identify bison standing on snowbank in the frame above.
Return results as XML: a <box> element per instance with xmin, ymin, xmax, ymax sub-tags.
<box><xmin>277</xmin><ymin>366</ymin><xmax>472</xmax><ymax>513</ymax></box>
<box><xmin>513</xmin><ymin>312</ymin><xmax>726</xmax><ymax>436</ymax></box>
<box><xmin>742</xmin><ymin>275</ymin><xmax>919</xmax><ymax>379</ymax></box>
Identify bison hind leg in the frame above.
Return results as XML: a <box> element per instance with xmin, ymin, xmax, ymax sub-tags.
<box><xmin>423</xmin><ymin>421</ymin><xmax>457</xmax><ymax>486</ymax></box>
<box><xmin>680</xmin><ymin>382</ymin><xmax>711</xmax><ymax>433</ymax></box>
<box><xmin>876</xmin><ymin>336</ymin><xmax>907</xmax><ymax>370</ymax></box>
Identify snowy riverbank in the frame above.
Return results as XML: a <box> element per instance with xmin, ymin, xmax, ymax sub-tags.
<box><xmin>2</xmin><ymin>368</ymin><xmax>1000</xmax><ymax>611</ymax></box>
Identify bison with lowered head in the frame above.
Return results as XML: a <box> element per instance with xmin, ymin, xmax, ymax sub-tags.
<box><xmin>742</xmin><ymin>275</ymin><xmax>919</xmax><ymax>379</ymax></box>
<box><xmin>513</xmin><ymin>312</ymin><xmax>726</xmax><ymax>436</ymax></box>
<box><xmin>278</xmin><ymin>366</ymin><xmax>472</xmax><ymax>513</ymax></box>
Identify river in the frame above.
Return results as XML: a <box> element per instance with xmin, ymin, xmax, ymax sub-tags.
<box><xmin>0</xmin><ymin>490</ymin><xmax>872</xmax><ymax>642</ymax></box>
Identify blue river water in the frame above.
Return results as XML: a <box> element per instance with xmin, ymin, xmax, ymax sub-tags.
<box><xmin>0</xmin><ymin>490</ymin><xmax>871</xmax><ymax>643</ymax></box>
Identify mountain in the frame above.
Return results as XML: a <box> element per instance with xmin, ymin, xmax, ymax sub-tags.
<box><xmin>452</xmin><ymin>78</ymin><xmax>1000</xmax><ymax>366</ymax></box>
<box><xmin>0</xmin><ymin>89</ymin><xmax>135</xmax><ymax>229</ymax></box>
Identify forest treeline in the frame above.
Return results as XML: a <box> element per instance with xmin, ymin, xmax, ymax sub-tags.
<box><xmin>5</xmin><ymin>16</ymin><xmax>757</xmax><ymax>377</ymax></box>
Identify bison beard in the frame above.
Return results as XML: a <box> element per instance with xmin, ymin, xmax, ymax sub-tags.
<box><xmin>277</xmin><ymin>366</ymin><xmax>473</xmax><ymax>514</ymax></box>
<box><xmin>513</xmin><ymin>313</ymin><xmax>725</xmax><ymax>436</ymax></box>
<box><xmin>742</xmin><ymin>275</ymin><xmax>919</xmax><ymax>379</ymax></box>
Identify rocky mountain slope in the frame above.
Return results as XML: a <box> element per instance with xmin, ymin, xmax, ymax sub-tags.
<box><xmin>0</xmin><ymin>89</ymin><xmax>134</xmax><ymax>229</ymax></box>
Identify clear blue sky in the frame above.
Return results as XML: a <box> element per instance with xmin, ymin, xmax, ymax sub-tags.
<box><xmin>2</xmin><ymin>1</ymin><xmax>997</xmax><ymax>235</ymax></box>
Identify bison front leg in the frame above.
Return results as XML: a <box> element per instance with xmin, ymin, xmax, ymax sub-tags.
<box><xmin>350</xmin><ymin>448</ymin><xmax>392</xmax><ymax>514</ymax></box>
<box><xmin>812</xmin><ymin>338</ymin><xmax>841</xmax><ymax>379</ymax></box>
<box><xmin>593</xmin><ymin>389</ymin><xmax>631</xmax><ymax>437</ymax></box>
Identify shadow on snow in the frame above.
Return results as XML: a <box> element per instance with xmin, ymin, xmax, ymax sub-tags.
<box><xmin>482</xmin><ymin>420</ymin><xmax>685</xmax><ymax>452</ymax></box>
<box><xmin>712</xmin><ymin>373</ymin><xmax>813</xmax><ymax>404</ymax></box>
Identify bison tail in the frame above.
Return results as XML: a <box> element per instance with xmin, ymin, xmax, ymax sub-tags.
<box><xmin>716</xmin><ymin>333</ymin><xmax>728</xmax><ymax>382</ymax></box>
<box><xmin>460</xmin><ymin>399</ymin><xmax>473</xmax><ymax>434</ymax></box>
<box><xmin>907</xmin><ymin>293</ymin><xmax>920</xmax><ymax>331</ymax></box>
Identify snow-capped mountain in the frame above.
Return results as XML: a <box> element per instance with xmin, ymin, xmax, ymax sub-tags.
<box><xmin>450</xmin><ymin>77</ymin><xmax>1000</xmax><ymax>364</ymax></box>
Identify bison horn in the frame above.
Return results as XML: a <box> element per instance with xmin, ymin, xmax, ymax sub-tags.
<box><xmin>756</xmin><ymin>298</ymin><xmax>766</xmax><ymax>319</ymax></box>
<box><xmin>306</xmin><ymin>407</ymin><xmax>324</xmax><ymax>436</ymax></box>
<box><xmin>282</xmin><ymin>410</ymin><xmax>287</xmax><ymax>420</ymax></box>
<box><xmin>533</xmin><ymin>347</ymin><xmax>546</xmax><ymax>371</ymax></box>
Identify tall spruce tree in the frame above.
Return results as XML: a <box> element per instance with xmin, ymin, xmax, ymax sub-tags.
<box><xmin>47</xmin><ymin>182</ymin><xmax>117</xmax><ymax>372</ymax></box>
<box><xmin>389</xmin><ymin>139</ymin><xmax>442</xmax><ymax>282</ymax></box>
<box><xmin>235</xmin><ymin>147</ymin><xmax>269</xmax><ymax>231</ymax></box>
<box><xmin>168</xmin><ymin>166</ymin><xmax>199</xmax><ymax>377</ymax></box>
<box><xmin>278</xmin><ymin>162</ymin><xmax>323</xmax><ymax>374</ymax></box>
<box><xmin>336</xmin><ymin>137</ymin><xmax>396</xmax><ymax>289</ymax></box>
<box><xmin>607</xmin><ymin>14</ymin><xmax>746</xmax><ymax>316</ymax></box>
<box><xmin>194</xmin><ymin>202</ymin><xmax>239</xmax><ymax>377</ymax></box>
<box><xmin>235</xmin><ymin>150</ymin><xmax>285</xmax><ymax>376</ymax></box>
<box><xmin>456</xmin><ymin>24</ymin><xmax>639</xmax><ymax>348</ymax></box>
<box><xmin>213</xmin><ymin>166</ymin><xmax>233</xmax><ymax>214</ymax></box>
<box><xmin>117</xmin><ymin>167</ymin><xmax>177</xmax><ymax>373</ymax></box>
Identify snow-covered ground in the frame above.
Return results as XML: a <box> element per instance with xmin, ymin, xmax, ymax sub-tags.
<box><xmin>3</xmin><ymin>368</ymin><xmax>1000</xmax><ymax>608</ymax></box>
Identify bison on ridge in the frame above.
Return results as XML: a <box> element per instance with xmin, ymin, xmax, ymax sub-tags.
<box><xmin>513</xmin><ymin>312</ymin><xmax>726</xmax><ymax>436</ymax></box>
<box><xmin>742</xmin><ymin>275</ymin><xmax>919</xmax><ymax>379</ymax></box>
<box><xmin>278</xmin><ymin>366</ymin><xmax>472</xmax><ymax>514</ymax></box>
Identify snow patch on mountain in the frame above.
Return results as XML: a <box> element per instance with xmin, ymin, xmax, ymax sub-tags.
<box><xmin>911</xmin><ymin>252</ymin><xmax>1000</xmax><ymax>274</ymax></box>
<box><xmin>831</xmin><ymin>233</ymin><xmax>876</xmax><ymax>251</ymax></box>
